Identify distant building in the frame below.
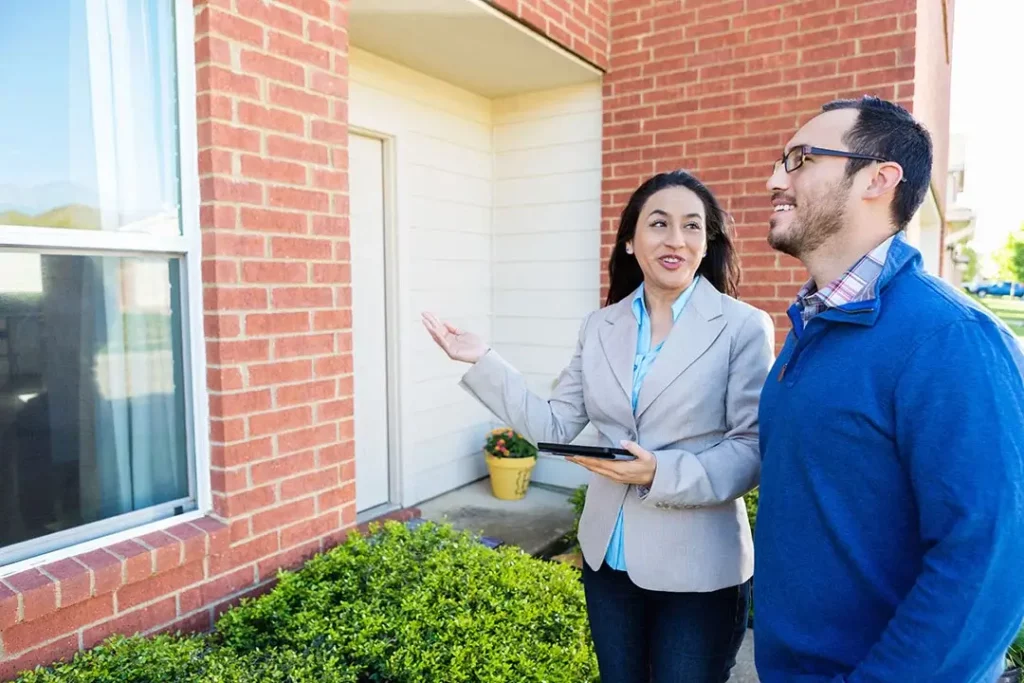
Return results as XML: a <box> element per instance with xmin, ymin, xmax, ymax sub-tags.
<box><xmin>944</xmin><ymin>133</ymin><xmax>977</xmax><ymax>288</ymax></box>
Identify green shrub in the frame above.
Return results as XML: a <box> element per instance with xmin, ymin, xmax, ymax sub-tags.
<box><xmin>744</xmin><ymin>487</ymin><xmax>759</xmax><ymax>625</ymax></box>
<box><xmin>14</xmin><ymin>522</ymin><xmax>597</xmax><ymax>683</ymax></box>
<box><xmin>215</xmin><ymin>521</ymin><xmax>598</xmax><ymax>683</ymax></box>
<box><xmin>14</xmin><ymin>623</ymin><xmax>363</xmax><ymax>683</ymax></box>
<box><xmin>565</xmin><ymin>484</ymin><xmax>587</xmax><ymax>550</ymax></box>
<box><xmin>744</xmin><ymin>487</ymin><xmax>759</xmax><ymax>535</ymax></box>
<box><xmin>15</xmin><ymin>635</ymin><xmax>215</xmax><ymax>682</ymax></box>
<box><xmin>1008</xmin><ymin>625</ymin><xmax>1024</xmax><ymax>670</ymax></box>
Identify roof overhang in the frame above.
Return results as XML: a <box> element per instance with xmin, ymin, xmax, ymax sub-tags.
<box><xmin>945</xmin><ymin>223</ymin><xmax>975</xmax><ymax>246</ymax></box>
<box><xmin>348</xmin><ymin>0</ymin><xmax>602</xmax><ymax>98</ymax></box>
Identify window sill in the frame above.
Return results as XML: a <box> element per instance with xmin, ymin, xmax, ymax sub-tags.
<box><xmin>0</xmin><ymin>516</ymin><xmax>228</xmax><ymax>630</ymax></box>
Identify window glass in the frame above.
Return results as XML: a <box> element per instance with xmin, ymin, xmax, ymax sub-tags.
<box><xmin>0</xmin><ymin>253</ymin><xmax>189</xmax><ymax>558</ymax></box>
<box><xmin>0</xmin><ymin>1</ymin><xmax>180</xmax><ymax>234</ymax></box>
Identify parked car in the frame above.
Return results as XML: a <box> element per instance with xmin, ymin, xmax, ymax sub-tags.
<box><xmin>964</xmin><ymin>281</ymin><xmax>1024</xmax><ymax>298</ymax></box>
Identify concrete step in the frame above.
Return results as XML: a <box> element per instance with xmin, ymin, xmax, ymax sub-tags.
<box><xmin>416</xmin><ymin>478</ymin><xmax>576</xmax><ymax>557</ymax></box>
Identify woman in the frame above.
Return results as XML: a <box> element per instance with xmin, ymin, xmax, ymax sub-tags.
<box><xmin>422</xmin><ymin>170</ymin><xmax>775</xmax><ymax>682</ymax></box>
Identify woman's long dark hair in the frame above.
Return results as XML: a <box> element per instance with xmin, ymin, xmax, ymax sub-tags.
<box><xmin>605</xmin><ymin>169</ymin><xmax>740</xmax><ymax>306</ymax></box>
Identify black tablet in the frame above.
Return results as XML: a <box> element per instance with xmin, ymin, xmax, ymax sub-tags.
<box><xmin>537</xmin><ymin>442</ymin><xmax>636</xmax><ymax>461</ymax></box>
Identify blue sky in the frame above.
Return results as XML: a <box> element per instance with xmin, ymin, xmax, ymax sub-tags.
<box><xmin>0</xmin><ymin>1</ymin><xmax>94</xmax><ymax>195</ymax></box>
<box><xmin>0</xmin><ymin>1</ymin><xmax>176</xmax><ymax>215</ymax></box>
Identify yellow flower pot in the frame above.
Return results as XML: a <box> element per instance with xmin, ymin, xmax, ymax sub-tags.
<box><xmin>485</xmin><ymin>451</ymin><xmax>536</xmax><ymax>500</ymax></box>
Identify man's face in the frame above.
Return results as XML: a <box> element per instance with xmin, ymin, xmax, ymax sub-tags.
<box><xmin>765</xmin><ymin>109</ymin><xmax>859</xmax><ymax>258</ymax></box>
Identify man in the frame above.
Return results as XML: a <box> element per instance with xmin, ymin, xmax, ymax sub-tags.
<box><xmin>754</xmin><ymin>95</ymin><xmax>1024</xmax><ymax>682</ymax></box>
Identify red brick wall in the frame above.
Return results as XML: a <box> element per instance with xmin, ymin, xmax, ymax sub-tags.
<box><xmin>602</xmin><ymin>0</ymin><xmax>946</xmax><ymax>347</ymax></box>
<box><xmin>0</xmin><ymin>1</ymin><xmax>369</xmax><ymax>677</ymax></box>
<box><xmin>487</xmin><ymin>0</ymin><xmax>611</xmax><ymax>69</ymax></box>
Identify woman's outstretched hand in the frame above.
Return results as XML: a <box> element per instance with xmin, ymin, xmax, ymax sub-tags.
<box><xmin>421</xmin><ymin>312</ymin><xmax>490</xmax><ymax>364</ymax></box>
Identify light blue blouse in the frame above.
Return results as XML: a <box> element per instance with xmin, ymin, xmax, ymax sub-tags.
<box><xmin>603</xmin><ymin>276</ymin><xmax>700</xmax><ymax>571</ymax></box>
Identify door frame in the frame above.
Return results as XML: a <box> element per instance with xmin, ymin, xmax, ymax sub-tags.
<box><xmin>349</xmin><ymin>127</ymin><xmax>404</xmax><ymax>520</ymax></box>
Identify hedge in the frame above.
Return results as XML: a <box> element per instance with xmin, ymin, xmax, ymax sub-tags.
<box><xmin>745</xmin><ymin>487</ymin><xmax>758</xmax><ymax>534</ymax></box>
<box><xmin>564</xmin><ymin>484</ymin><xmax>587</xmax><ymax>550</ymax></box>
<box><xmin>14</xmin><ymin>521</ymin><xmax>599</xmax><ymax>683</ymax></box>
<box><xmin>15</xmin><ymin>634</ymin><xmax>362</xmax><ymax>683</ymax></box>
<box><xmin>1008</xmin><ymin>627</ymin><xmax>1024</xmax><ymax>671</ymax></box>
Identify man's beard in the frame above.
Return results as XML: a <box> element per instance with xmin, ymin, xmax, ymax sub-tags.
<box><xmin>768</xmin><ymin>176</ymin><xmax>852</xmax><ymax>259</ymax></box>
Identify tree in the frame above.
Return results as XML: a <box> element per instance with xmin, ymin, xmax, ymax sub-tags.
<box><xmin>960</xmin><ymin>243</ymin><xmax>979</xmax><ymax>282</ymax></box>
<box><xmin>995</xmin><ymin>228</ymin><xmax>1024</xmax><ymax>282</ymax></box>
<box><xmin>1012</xmin><ymin>229</ymin><xmax>1024</xmax><ymax>283</ymax></box>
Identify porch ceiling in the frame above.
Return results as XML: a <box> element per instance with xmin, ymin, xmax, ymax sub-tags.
<box><xmin>348</xmin><ymin>0</ymin><xmax>601</xmax><ymax>98</ymax></box>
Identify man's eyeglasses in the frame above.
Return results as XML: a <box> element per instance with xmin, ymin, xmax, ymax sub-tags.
<box><xmin>774</xmin><ymin>144</ymin><xmax>890</xmax><ymax>174</ymax></box>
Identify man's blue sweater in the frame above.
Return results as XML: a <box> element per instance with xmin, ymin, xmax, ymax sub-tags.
<box><xmin>754</xmin><ymin>234</ymin><xmax>1024</xmax><ymax>682</ymax></box>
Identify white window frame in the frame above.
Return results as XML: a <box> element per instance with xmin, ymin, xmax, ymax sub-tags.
<box><xmin>0</xmin><ymin>0</ymin><xmax>210</xmax><ymax>576</ymax></box>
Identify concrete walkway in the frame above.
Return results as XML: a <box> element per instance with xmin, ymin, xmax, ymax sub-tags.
<box><xmin>418</xmin><ymin>478</ymin><xmax>576</xmax><ymax>556</ymax></box>
<box><xmin>417</xmin><ymin>478</ymin><xmax>759</xmax><ymax>681</ymax></box>
<box><xmin>734</xmin><ymin>634</ymin><xmax>759</xmax><ymax>682</ymax></box>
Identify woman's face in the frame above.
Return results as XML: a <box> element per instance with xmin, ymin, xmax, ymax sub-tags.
<box><xmin>627</xmin><ymin>186</ymin><xmax>708</xmax><ymax>295</ymax></box>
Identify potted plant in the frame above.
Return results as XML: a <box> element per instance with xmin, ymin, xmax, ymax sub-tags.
<box><xmin>1001</xmin><ymin>626</ymin><xmax>1024</xmax><ymax>682</ymax></box>
<box><xmin>483</xmin><ymin>427</ymin><xmax>537</xmax><ymax>500</ymax></box>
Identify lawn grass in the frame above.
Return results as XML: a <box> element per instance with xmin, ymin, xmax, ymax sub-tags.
<box><xmin>975</xmin><ymin>295</ymin><xmax>1024</xmax><ymax>338</ymax></box>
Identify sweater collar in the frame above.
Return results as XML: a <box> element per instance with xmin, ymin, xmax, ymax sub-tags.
<box><xmin>787</xmin><ymin>230</ymin><xmax>923</xmax><ymax>336</ymax></box>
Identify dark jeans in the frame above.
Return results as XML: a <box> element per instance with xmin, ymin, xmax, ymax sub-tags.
<box><xmin>582</xmin><ymin>562</ymin><xmax>750</xmax><ymax>683</ymax></box>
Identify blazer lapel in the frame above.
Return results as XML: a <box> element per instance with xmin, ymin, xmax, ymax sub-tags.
<box><xmin>598</xmin><ymin>297</ymin><xmax>637</xmax><ymax>404</ymax></box>
<box><xmin>635</xmin><ymin>277</ymin><xmax>726</xmax><ymax>419</ymax></box>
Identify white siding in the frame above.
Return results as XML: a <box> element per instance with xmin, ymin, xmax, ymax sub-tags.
<box><xmin>350</xmin><ymin>51</ymin><xmax>603</xmax><ymax>502</ymax></box>
<box><xmin>350</xmin><ymin>49</ymin><xmax>495</xmax><ymax>506</ymax></box>
<box><xmin>491</xmin><ymin>85</ymin><xmax>603</xmax><ymax>489</ymax></box>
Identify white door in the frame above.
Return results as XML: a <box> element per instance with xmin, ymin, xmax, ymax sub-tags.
<box><xmin>349</xmin><ymin>133</ymin><xmax>391</xmax><ymax>512</ymax></box>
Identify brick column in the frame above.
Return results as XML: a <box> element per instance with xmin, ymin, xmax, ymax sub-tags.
<box><xmin>196</xmin><ymin>0</ymin><xmax>355</xmax><ymax>600</ymax></box>
<box><xmin>602</xmin><ymin>0</ymin><xmax>923</xmax><ymax>347</ymax></box>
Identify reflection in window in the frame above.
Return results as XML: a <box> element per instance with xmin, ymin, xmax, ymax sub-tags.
<box><xmin>0</xmin><ymin>0</ymin><xmax>179</xmax><ymax>234</ymax></box>
<box><xmin>0</xmin><ymin>254</ymin><xmax>189</xmax><ymax>552</ymax></box>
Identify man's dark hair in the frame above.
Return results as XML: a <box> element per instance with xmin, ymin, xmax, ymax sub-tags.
<box><xmin>821</xmin><ymin>95</ymin><xmax>933</xmax><ymax>231</ymax></box>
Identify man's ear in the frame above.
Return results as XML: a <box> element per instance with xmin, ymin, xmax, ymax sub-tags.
<box><xmin>863</xmin><ymin>161</ymin><xmax>904</xmax><ymax>200</ymax></box>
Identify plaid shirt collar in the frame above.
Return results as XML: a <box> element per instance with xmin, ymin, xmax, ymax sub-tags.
<box><xmin>796</xmin><ymin>235</ymin><xmax>895</xmax><ymax>324</ymax></box>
